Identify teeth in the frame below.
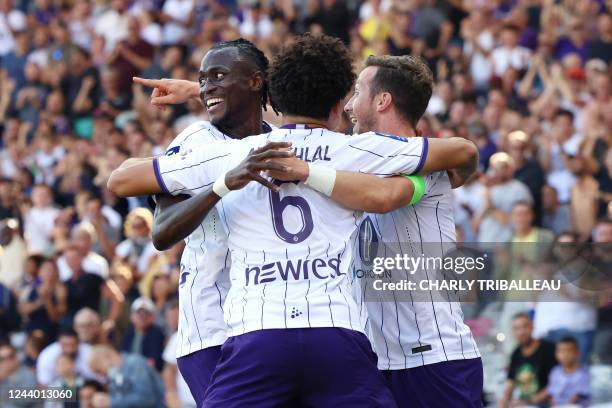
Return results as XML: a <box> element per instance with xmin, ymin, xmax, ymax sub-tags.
<box><xmin>351</xmin><ymin>118</ymin><xmax>357</xmax><ymax>123</ymax></box>
<box><xmin>206</xmin><ymin>98</ymin><xmax>224</xmax><ymax>108</ymax></box>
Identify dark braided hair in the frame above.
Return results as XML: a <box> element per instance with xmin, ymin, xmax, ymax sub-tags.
<box><xmin>209</xmin><ymin>38</ymin><xmax>279</xmax><ymax>114</ymax></box>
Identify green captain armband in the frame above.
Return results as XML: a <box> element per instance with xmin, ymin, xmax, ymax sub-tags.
<box><xmin>403</xmin><ymin>175</ymin><xmax>425</xmax><ymax>205</ymax></box>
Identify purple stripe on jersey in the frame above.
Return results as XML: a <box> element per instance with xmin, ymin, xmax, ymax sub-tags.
<box><xmin>411</xmin><ymin>138</ymin><xmax>429</xmax><ymax>175</ymax></box>
<box><xmin>279</xmin><ymin>124</ymin><xmax>319</xmax><ymax>129</ymax></box>
<box><xmin>152</xmin><ymin>157</ymin><xmax>170</xmax><ymax>194</ymax></box>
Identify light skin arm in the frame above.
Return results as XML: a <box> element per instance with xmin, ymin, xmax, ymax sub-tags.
<box><xmin>269</xmin><ymin>137</ymin><xmax>478</xmax><ymax>212</ymax></box>
<box><xmin>329</xmin><ymin>174</ymin><xmax>414</xmax><ymax>213</ymax></box>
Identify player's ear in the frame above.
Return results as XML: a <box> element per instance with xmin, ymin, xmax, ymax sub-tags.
<box><xmin>249</xmin><ymin>71</ymin><xmax>264</xmax><ymax>92</ymax></box>
<box><xmin>376</xmin><ymin>92</ymin><xmax>393</xmax><ymax>113</ymax></box>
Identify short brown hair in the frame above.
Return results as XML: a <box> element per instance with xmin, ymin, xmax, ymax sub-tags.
<box><xmin>365</xmin><ymin>55</ymin><xmax>433</xmax><ymax>128</ymax></box>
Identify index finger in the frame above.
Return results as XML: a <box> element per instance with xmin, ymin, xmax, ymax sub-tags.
<box><xmin>133</xmin><ymin>77</ymin><xmax>163</xmax><ymax>88</ymax></box>
<box><xmin>253</xmin><ymin>142</ymin><xmax>292</xmax><ymax>154</ymax></box>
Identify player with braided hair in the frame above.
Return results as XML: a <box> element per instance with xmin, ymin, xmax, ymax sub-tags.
<box><xmin>131</xmin><ymin>39</ymin><xmax>281</xmax><ymax>406</ymax></box>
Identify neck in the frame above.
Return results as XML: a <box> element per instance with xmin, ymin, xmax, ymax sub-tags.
<box><xmin>218</xmin><ymin>108</ymin><xmax>264</xmax><ymax>139</ymax></box>
<box><xmin>564</xmin><ymin>362</ymin><xmax>579</xmax><ymax>372</ymax></box>
<box><xmin>281</xmin><ymin>115</ymin><xmax>329</xmax><ymax>129</ymax></box>
<box><xmin>516</xmin><ymin>227</ymin><xmax>534</xmax><ymax>237</ymax></box>
<box><xmin>521</xmin><ymin>337</ymin><xmax>538</xmax><ymax>352</ymax></box>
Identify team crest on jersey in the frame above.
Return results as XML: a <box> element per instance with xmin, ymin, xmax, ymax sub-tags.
<box><xmin>165</xmin><ymin>146</ymin><xmax>181</xmax><ymax>156</ymax></box>
<box><xmin>179</xmin><ymin>270</ymin><xmax>190</xmax><ymax>287</ymax></box>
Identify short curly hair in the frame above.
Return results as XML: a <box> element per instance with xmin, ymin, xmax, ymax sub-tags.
<box><xmin>268</xmin><ymin>34</ymin><xmax>355</xmax><ymax>120</ymax></box>
<box><xmin>365</xmin><ymin>55</ymin><xmax>433</xmax><ymax>128</ymax></box>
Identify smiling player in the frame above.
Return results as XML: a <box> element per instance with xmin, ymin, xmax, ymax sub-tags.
<box><xmin>130</xmin><ymin>38</ymin><xmax>280</xmax><ymax>406</ymax></box>
<box><xmin>346</xmin><ymin>56</ymin><xmax>483</xmax><ymax>407</ymax></box>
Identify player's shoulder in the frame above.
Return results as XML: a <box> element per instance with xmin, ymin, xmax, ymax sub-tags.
<box><xmin>351</xmin><ymin>131</ymin><xmax>422</xmax><ymax>145</ymax></box>
<box><xmin>166</xmin><ymin>121</ymin><xmax>220</xmax><ymax>154</ymax></box>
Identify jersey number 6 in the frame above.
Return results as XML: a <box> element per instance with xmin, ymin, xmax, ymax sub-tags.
<box><xmin>269</xmin><ymin>189</ymin><xmax>314</xmax><ymax>244</ymax></box>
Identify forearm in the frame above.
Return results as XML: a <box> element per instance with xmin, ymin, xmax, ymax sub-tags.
<box><xmin>107</xmin><ymin>158</ymin><xmax>161</xmax><ymax>196</ymax></box>
<box><xmin>421</xmin><ymin>137</ymin><xmax>479</xmax><ymax>175</ymax></box>
<box><xmin>330</xmin><ymin>172</ymin><xmax>414</xmax><ymax>213</ymax></box>
<box><xmin>152</xmin><ymin>191</ymin><xmax>221</xmax><ymax>250</ymax></box>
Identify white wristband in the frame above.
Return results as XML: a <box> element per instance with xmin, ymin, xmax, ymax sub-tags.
<box><xmin>213</xmin><ymin>173</ymin><xmax>231</xmax><ymax>197</ymax></box>
<box><xmin>304</xmin><ymin>163</ymin><xmax>336</xmax><ymax>196</ymax></box>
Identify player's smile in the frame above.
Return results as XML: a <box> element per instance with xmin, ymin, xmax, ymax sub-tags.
<box><xmin>205</xmin><ymin>96</ymin><xmax>226</xmax><ymax>116</ymax></box>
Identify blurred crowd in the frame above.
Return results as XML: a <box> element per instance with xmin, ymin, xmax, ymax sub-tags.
<box><xmin>0</xmin><ymin>0</ymin><xmax>610</xmax><ymax>406</ymax></box>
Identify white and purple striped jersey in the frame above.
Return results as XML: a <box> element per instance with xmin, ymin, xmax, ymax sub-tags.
<box><xmin>354</xmin><ymin>170</ymin><xmax>480</xmax><ymax>370</ymax></box>
<box><xmin>160</xmin><ymin>121</ymin><xmax>273</xmax><ymax>358</ymax></box>
<box><xmin>153</xmin><ymin>126</ymin><xmax>428</xmax><ymax>337</ymax></box>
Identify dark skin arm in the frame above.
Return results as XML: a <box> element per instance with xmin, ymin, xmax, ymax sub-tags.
<box><xmin>111</xmin><ymin>143</ymin><xmax>294</xmax><ymax>250</ymax></box>
<box><xmin>152</xmin><ymin>192</ymin><xmax>220</xmax><ymax>251</ymax></box>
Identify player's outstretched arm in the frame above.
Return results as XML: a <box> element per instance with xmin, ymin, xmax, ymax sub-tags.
<box><xmin>107</xmin><ymin>157</ymin><xmax>161</xmax><ymax>197</ymax></box>
<box><xmin>108</xmin><ymin>142</ymin><xmax>294</xmax><ymax>199</ymax></box>
<box><xmin>133</xmin><ymin>77</ymin><xmax>200</xmax><ymax>108</ymax></box>
<box><xmin>268</xmin><ymin>157</ymin><xmax>422</xmax><ymax>213</ymax></box>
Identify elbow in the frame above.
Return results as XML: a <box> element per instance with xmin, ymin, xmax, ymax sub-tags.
<box><xmin>365</xmin><ymin>194</ymin><xmax>396</xmax><ymax>214</ymax></box>
<box><xmin>107</xmin><ymin>169</ymin><xmax>130</xmax><ymax>197</ymax></box>
<box><xmin>152</xmin><ymin>226</ymin><xmax>172</xmax><ymax>251</ymax></box>
<box><xmin>459</xmin><ymin>138</ymin><xmax>479</xmax><ymax>170</ymax></box>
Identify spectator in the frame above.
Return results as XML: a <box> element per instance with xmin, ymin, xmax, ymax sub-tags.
<box><xmin>541</xmin><ymin>109</ymin><xmax>582</xmax><ymax>206</ymax></box>
<box><xmin>57</xmin><ymin>223</ymin><xmax>109</xmax><ymax>281</ymax></box>
<box><xmin>73</xmin><ymin>308</ymin><xmax>102</xmax><ymax>346</ymax></box>
<box><xmin>23</xmin><ymin>184</ymin><xmax>60</xmax><ymax>255</ymax></box>
<box><xmin>499</xmin><ymin>313</ymin><xmax>557</xmax><ymax>408</ymax></box>
<box><xmin>162</xmin><ymin>300</ymin><xmax>195</xmax><ymax>408</ymax></box>
<box><xmin>511</xmin><ymin>201</ymin><xmax>554</xmax><ymax>244</ymax></box>
<box><xmin>121</xmin><ymin>296</ymin><xmax>165</xmax><ymax>371</ymax></box>
<box><xmin>149</xmin><ymin>273</ymin><xmax>175</xmax><ymax>334</ymax></box>
<box><xmin>78</xmin><ymin>380</ymin><xmax>105</xmax><ymax>408</ymax></box>
<box><xmin>108</xmin><ymin>16</ymin><xmax>155</xmax><ymax>91</ymax></box>
<box><xmin>160</xmin><ymin>0</ymin><xmax>194</xmax><ymax>45</ymax></box>
<box><xmin>555</xmin><ymin>17</ymin><xmax>588</xmax><ymax>63</ymax></box>
<box><xmin>490</xmin><ymin>24</ymin><xmax>531</xmax><ymax>79</ymax></box>
<box><xmin>83</xmin><ymin>194</ymin><xmax>121</xmax><ymax>260</ymax></box>
<box><xmin>474</xmin><ymin>152</ymin><xmax>533</xmax><ymax>242</ymax></box>
<box><xmin>94</xmin><ymin>0</ymin><xmax>129</xmax><ymax>53</ymax></box>
<box><xmin>48</xmin><ymin>353</ymin><xmax>84</xmax><ymax>408</ymax></box>
<box><xmin>0</xmin><ymin>282</ymin><xmax>20</xmax><ymax>341</ymax></box>
<box><xmin>0</xmin><ymin>218</ymin><xmax>26</xmax><ymax>291</ymax></box>
<box><xmin>587</xmin><ymin>12</ymin><xmax>612</xmax><ymax>62</ymax></box>
<box><xmin>546</xmin><ymin>337</ymin><xmax>591</xmax><ymax>406</ymax></box>
<box><xmin>307</xmin><ymin>0</ymin><xmax>351</xmax><ymax>46</ymax></box>
<box><xmin>592</xmin><ymin>219</ymin><xmax>612</xmax><ymax>365</ymax></box>
<box><xmin>507</xmin><ymin>130</ymin><xmax>546</xmax><ymax>225</ymax></box>
<box><xmin>36</xmin><ymin>327</ymin><xmax>97</xmax><ymax>387</ymax></box>
<box><xmin>23</xmin><ymin>330</ymin><xmax>47</xmax><ymax>369</ymax></box>
<box><xmin>18</xmin><ymin>257</ymin><xmax>67</xmax><ymax>343</ymax></box>
<box><xmin>533</xmin><ymin>232</ymin><xmax>598</xmax><ymax>364</ymax></box>
<box><xmin>63</xmin><ymin>246</ymin><xmax>123</xmax><ymax>325</ymax></box>
<box><xmin>0</xmin><ymin>343</ymin><xmax>38</xmax><ymax>408</ymax></box>
<box><xmin>115</xmin><ymin>207</ymin><xmax>159</xmax><ymax>285</ymax></box>
<box><xmin>0</xmin><ymin>178</ymin><xmax>19</xmax><ymax>220</ymax></box>
<box><xmin>88</xmin><ymin>344</ymin><xmax>165</xmax><ymax>408</ymax></box>
<box><xmin>541</xmin><ymin>185</ymin><xmax>572</xmax><ymax>235</ymax></box>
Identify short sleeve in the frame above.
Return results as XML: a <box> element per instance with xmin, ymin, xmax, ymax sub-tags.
<box><xmin>333</xmin><ymin>132</ymin><xmax>427</xmax><ymax>176</ymax></box>
<box><xmin>153</xmin><ymin>140</ymin><xmax>247</xmax><ymax>196</ymax></box>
